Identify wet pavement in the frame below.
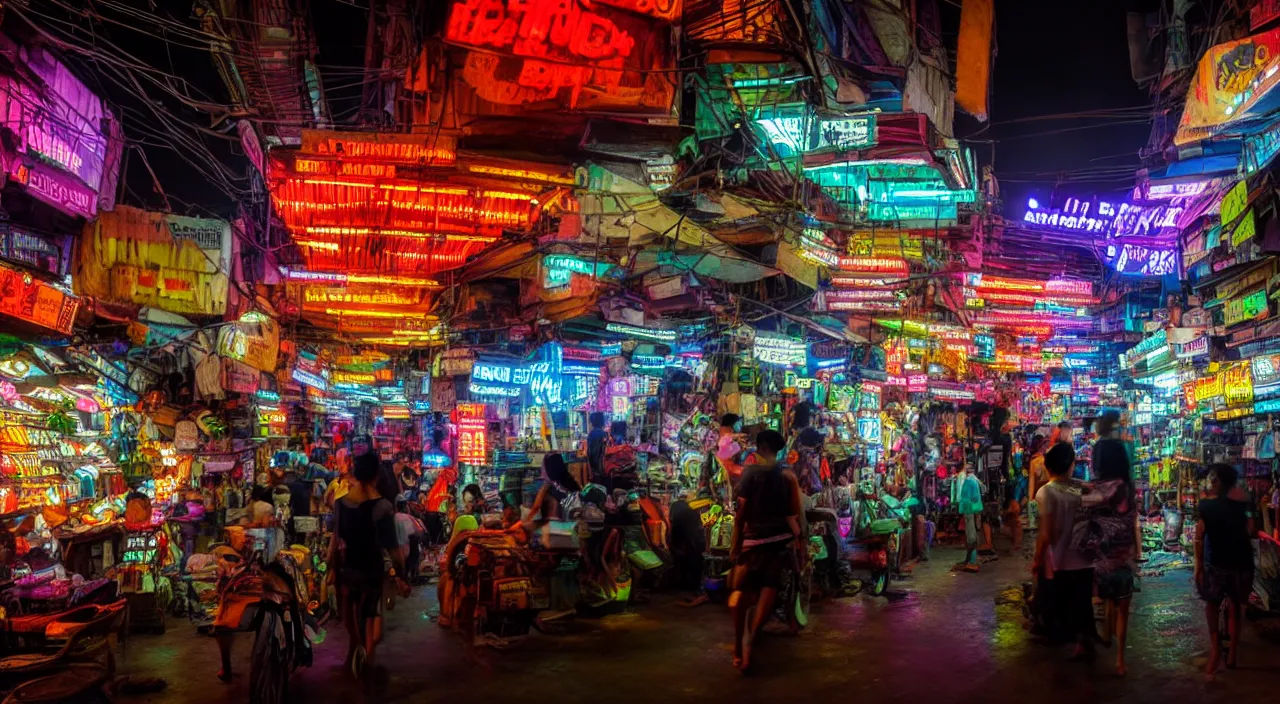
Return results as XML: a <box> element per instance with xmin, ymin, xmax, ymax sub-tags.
<box><xmin>114</xmin><ymin>547</ymin><xmax>1280</xmax><ymax>703</ymax></box>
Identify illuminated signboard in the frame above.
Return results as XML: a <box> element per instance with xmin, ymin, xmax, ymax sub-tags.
<box><xmin>9</xmin><ymin>161</ymin><xmax>97</xmax><ymax>219</ymax></box>
<box><xmin>456</xmin><ymin>403</ymin><xmax>487</xmax><ymax>465</ymax></box>
<box><xmin>907</xmin><ymin>374</ymin><xmax>928</xmax><ymax>392</ymax></box>
<box><xmin>121</xmin><ymin>532</ymin><xmax>159</xmax><ymax>565</ymax></box>
<box><xmin>1256</xmin><ymin>398</ymin><xmax>1280</xmax><ymax>414</ymax></box>
<box><xmin>543</xmin><ymin>254</ymin><xmax>614</xmax><ymax>288</ymax></box>
<box><xmin>1022</xmin><ymin>196</ymin><xmax>1183</xmax><ymax>238</ymax></box>
<box><xmin>0</xmin><ymin>224</ymin><xmax>67</xmax><ymax>277</ymax></box>
<box><xmin>1223</xmin><ymin>288</ymin><xmax>1269</xmax><ymax>327</ymax></box>
<box><xmin>0</xmin><ymin>262</ymin><xmax>79</xmax><ymax>334</ymax></box>
<box><xmin>836</xmin><ymin>257</ymin><xmax>910</xmax><ymax>276</ymax></box>
<box><xmin>0</xmin><ymin>41</ymin><xmax>116</xmax><ymax>194</ymax></box>
<box><xmin>857</xmin><ymin>416</ymin><xmax>882</xmax><ymax>444</ymax></box>
<box><xmin>1142</xmin><ymin>181</ymin><xmax>1210</xmax><ymax>200</ymax></box>
<box><xmin>1105</xmin><ymin>243</ymin><xmax>1178</xmax><ymax>276</ymax></box>
<box><xmin>1224</xmin><ymin>364</ymin><xmax>1254</xmax><ymax>406</ymax></box>
<box><xmin>753</xmin><ymin>108</ymin><xmax>877</xmax><ymax>157</ymax></box>
<box><xmin>1244</xmin><ymin>120</ymin><xmax>1280</xmax><ymax>174</ymax></box>
<box><xmin>606</xmin><ymin>322</ymin><xmax>676</xmax><ymax>342</ymax></box>
<box><xmin>298</xmin><ymin>130</ymin><xmax>455</xmax><ymax>166</ymax></box>
<box><xmin>444</xmin><ymin>0</ymin><xmax>675</xmax><ymax>112</ymax></box>
<box><xmin>752</xmin><ymin>333</ymin><xmax>806</xmax><ymax>366</ymax></box>
<box><xmin>868</xmin><ymin>202</ymin><xmax>958</xmax><ymax>223</ymax></box>
<box><xmin>291</xmin><ymin>353</ymin><xmax>328</xmax><ymax>392</ymax></box>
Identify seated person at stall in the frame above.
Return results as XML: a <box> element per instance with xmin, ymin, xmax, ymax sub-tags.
<box><xmin>715</xmin><ymin>413</ymin><xmax>747</xmax><ymax>483</ymax></box>
<box><xmin>728</xmin><ymin>430</ymin><xmax>803</xmax><ymax>672</ymax></box>
<box><xmin>244</xmin><ymin>486</ymin><xmax>276</xmax><ymax>527</ymax></box>
<box><xmin>435</xmin><ymin>514</ymin><xmax>480</xmax><ymax>628</ymax></box>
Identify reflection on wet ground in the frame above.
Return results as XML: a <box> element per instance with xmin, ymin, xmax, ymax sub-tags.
<box><xmin>115</xmin><ymin>547</ymin><xmax>1280</xmax><ymax>703</ymax></box>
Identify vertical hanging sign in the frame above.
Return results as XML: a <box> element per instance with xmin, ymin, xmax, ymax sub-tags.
<box><xmin>456</xmin><ymin>402</ymin><xmax>488</xmax><ymax>466</ymax></box>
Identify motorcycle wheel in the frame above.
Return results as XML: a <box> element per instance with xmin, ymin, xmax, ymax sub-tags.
<box><xmin>787</xmin><ymin>567</ymin><xmax>812</xmax><ymax>630</ymax></box>
<box><xmin>249</xmin><ymin>610</ymin><xmax>288</xmax><ymax>704</ymax></box>
<box><xmin>870</xmin><ymin>569</ymin><xmax>889</xmax><ymax>596</ymax></box>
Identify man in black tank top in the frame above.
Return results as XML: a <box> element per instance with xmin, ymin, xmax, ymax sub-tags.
<box><xmin>728</xmin><ymin>430</ymin><xmax>801</xmax><ymax>672</ymax></box>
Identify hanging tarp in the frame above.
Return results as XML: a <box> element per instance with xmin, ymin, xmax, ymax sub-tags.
<box><xmin>1176</xmin><ymin>27</ymin><xmax>1280</xmax><ymax>145</ymax></box>
<box><xmin>75</xmin><ymin>206</ymin><xmax>232</xmax><ymax>316</ymax></box>
<box><xmin>955</xmin><ymin>0</ymin><xmax>994</xmax><ymax>121</ymax></box>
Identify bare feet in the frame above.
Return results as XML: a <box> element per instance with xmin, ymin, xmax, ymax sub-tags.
<box><xmin>739</xmin><ymin>629</ymin><xmax>755</xmax><ymax>674</ymax></box>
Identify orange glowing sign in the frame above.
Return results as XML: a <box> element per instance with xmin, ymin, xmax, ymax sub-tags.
<box><xmin>456</xmin><ymin>402</ymin><xmax>487</xmax><ymax>465</ymax></box>
<box><xmin>0</xmin><ymin>262</ymin><xmax>79</xmax><ymax>334</ymax></box>
<box><xmin>446</xmin><ymin>0</ymin><xmax>675</xmax><ymax>112</ymax></box>
<box><xmin>298</xmin><ymin>130</ymin><xmax>456</xmax><ymax>166</ymax></box>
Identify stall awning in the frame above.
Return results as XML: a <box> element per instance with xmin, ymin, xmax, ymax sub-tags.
<box><xmin>1176</xmin><ymin>27</ymin><xmax>1280</xmax><ymax>145</ymax></box>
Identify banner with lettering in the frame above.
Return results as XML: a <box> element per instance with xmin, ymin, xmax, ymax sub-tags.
<box><xmin>0</xmin><ymin>261</ymin><xmax>79</xmax><ymax>334</ymax></box>
<box><xmin>75</xmin><ymin>206</ymin><xmax>232</xmax><ymax>316</ymax></box>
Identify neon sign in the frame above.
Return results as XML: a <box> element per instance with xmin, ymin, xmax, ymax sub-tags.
<box><xmin>1143</xmin><ymin>181</ymin><xmax>1209</xmax><ymax>200</ymax></box>
<box><xmin>752</xmin><ymin>333</ymin><xmax>806</xmax><ymax>366</ymax></box>
<box><xmin>1105</xmin><ymin>243</ymin><xmax>1178</xmax><ymax>276</ymax></box>
<box><xmin>445</xmin><ymin>0</ymin><xmax>674</xmax><ymax>111</ymax></box>
<box><xmin>456</xmin><ymin>403</ymin><xmax>488</xmax><ymax>465</ymax></box>
<box><xmin>1223</xmin><ymin>288</ymin><xmax>1269</xmax><ymax>327</ymax></box>
<box><xmin>753</xmin><ymin>110</ymin><xmax>876</xmax><ymax>157</ymax></box>
<box><xmin>837</xmin><ymin>257</ymin><xmax>910</xmax><ymax>276</ymax></box>
<box><xmin>543</xmin><ymin>254</ymin><xmax>614</xmax><ymax>288</ymax></box>
<box><xmin>606</xmin><ymin>322</ymin><xmax>676</xmax><ymax>342</ymax></box>
<box><xmin>1022</xmin><ymin>197</ymin><xmax>1183</xmax><ymax>238</ymax></box>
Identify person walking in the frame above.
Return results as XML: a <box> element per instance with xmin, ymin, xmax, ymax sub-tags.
<box><xmin>1033</xmin><ymin>443</ymin><xmax>1096</xmax><ymax>660</ymax></box>
<box><xmin>1025</xmin><ymin>435</ymin><xmax>1049</xmax><ymax>531</ymax></box>
<box><xmin>1194</xmin><ymin>464</ymin><xmax>1255</xmax><ymax>678</ymax></box>
<box><xmin>1080</xmin><ymin>411</ymin><xmax>1139</xmax><ymax>675</ymax></box>
<box><xmin>728</xmin><ymin>430</ymin><xmax>802</xmax><ymax>673</ymax></box>
<box><xmin>327</xmin><ymin>451</ymin><xmax>409</xmax><ymax>679</ymax></box>
<box><xmin>951</xmin><ymin>463</ymin><xmax>985</xmax><ymax>573</ymax></box>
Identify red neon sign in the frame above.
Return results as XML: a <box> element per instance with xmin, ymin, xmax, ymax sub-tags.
<box><xmin>836</xmin><ymin>257</ymin><xmax>910</xmax><ymax>276</ymax></box>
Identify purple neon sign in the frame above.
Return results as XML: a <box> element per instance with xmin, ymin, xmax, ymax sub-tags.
<box><xmin>1105</xmin><ymin>243</ymin><xmax>1178</xmax><ymax>276</ymax></box>
<box><xmin>1022</xmin><ymin>197</ymin><xmax>1184</xmax><ymax>238</ymax></box>
<box><xmin>0</xmin><ymin>36</ymin><xmax>113</xmax><ymax>193</ymax></box>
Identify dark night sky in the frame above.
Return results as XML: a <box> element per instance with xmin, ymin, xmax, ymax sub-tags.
<box><xmin>82</xmin><ymin>0</ymin><xmax>1155</xmax><ymax>218</ymax></box>
<box><xmin>978</xmin><ymin>0</ymin><xmax>1155</xmax><ymax>214</ymax></box>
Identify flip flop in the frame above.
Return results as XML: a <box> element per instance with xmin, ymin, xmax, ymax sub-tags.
<box><xmin>351</xmin><ymin>645</ymin><xmax>366</xmax><ymax>679</ymax></box>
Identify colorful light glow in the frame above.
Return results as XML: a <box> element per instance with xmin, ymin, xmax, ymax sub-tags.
<box><xmin>752</xmin><ymin>333</ymin><xmax>806</xmax><ymax>366</ymax></box>
<box><xmin>321</xmin><ymin>308</ymin><xmax>432</xmax><ymax>321</ymax></box>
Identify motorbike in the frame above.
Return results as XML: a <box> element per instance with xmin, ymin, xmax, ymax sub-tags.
<box><xmin>842</xmin><ymin>485</ymin><xmax>903</xmax><ymax>596</ymax></box>
<box><xmin>248</xmin><ymin>559</ymin><xmax>312</xmax><ymax>704</ymax></box>
<box><xmin>451</xmin><ymin>530</ymin><xmax>553</xmax><ymax>642</ymax></box>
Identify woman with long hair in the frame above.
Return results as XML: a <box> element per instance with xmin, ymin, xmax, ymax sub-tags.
<box><xmin>1080</xmin><ymin>410</ymin><xmax>1137</xmax><ymax>675</ymax></box>
<box><xmin>327</xmin><ymin>450</ymin><xmax>409</xmax><ymax>679</ymax></box>
<box><xmin>1025</xmin><ymin>435</ymin><xmax>1050</xmax><ymax>530</ymax></box>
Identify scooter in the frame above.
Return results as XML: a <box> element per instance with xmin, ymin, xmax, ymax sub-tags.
<box><xmin>842</xmin><ymin>487</ymin><xmax>902</xmax><ymax>596</ymax></box>
<box><xmin>246</xmin><ymin>550</ymin><xmax>315</xmax><ymax>704</ymax></box>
